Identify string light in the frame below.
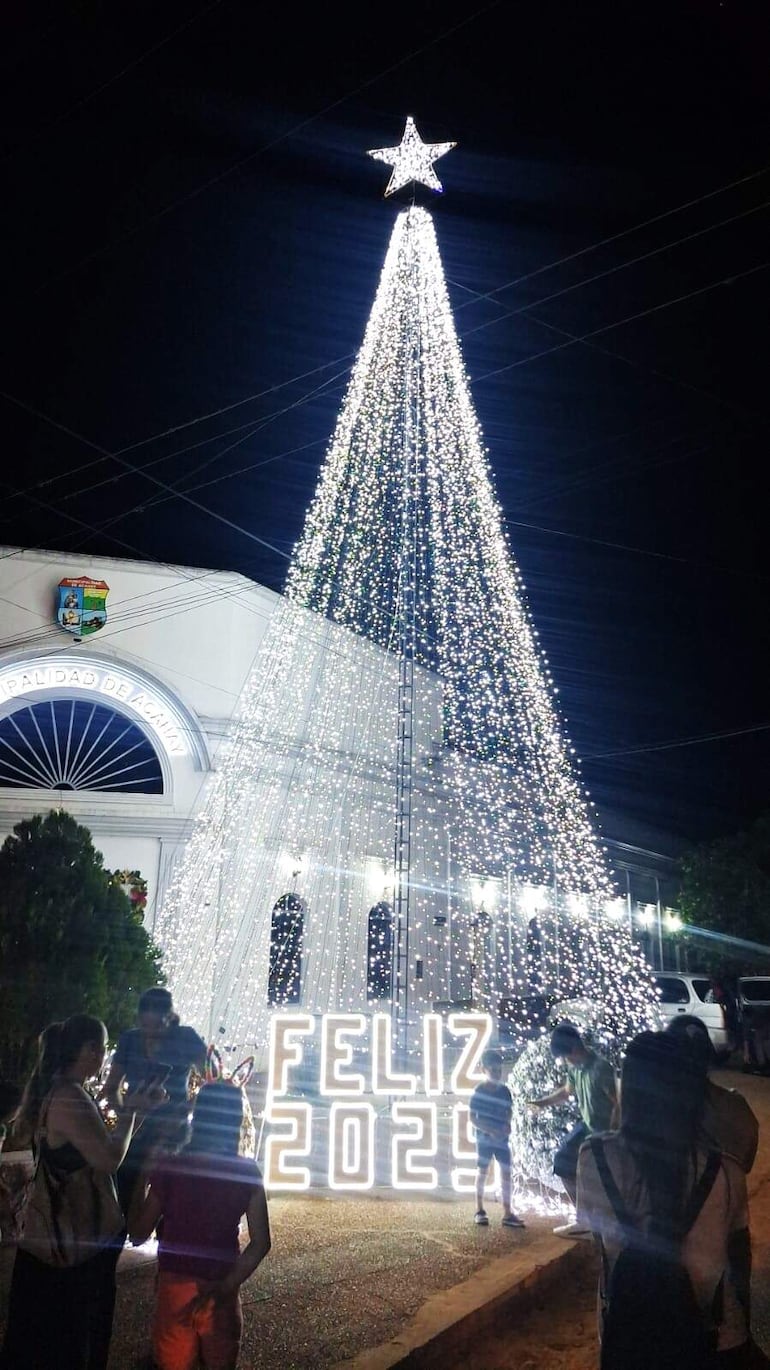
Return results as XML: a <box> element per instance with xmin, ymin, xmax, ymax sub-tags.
<box><xmin>155</xmin><ymin>198</ymin><xmax>657</xmax><ymax>1096</ymax></box>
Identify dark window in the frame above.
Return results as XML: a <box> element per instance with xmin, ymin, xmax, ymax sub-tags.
<box><xmin>0</xmin><ymin>699</ymin><xmax>163</xmax><ymax>793</ymax></box>
<box><xmin>268</xmin><ymin>893</ymin><xmax>305</xmax><ymax>1006</ymax></box>
<box><xmin>691</xmin><ymin>979</ymin><xmax>712</xmax><ymax>1002</ymax></box>
<box><xmin>739</xmin><ymin>979</ymin><xmax>770</xmax><ymax>1004</ymax></box>
<box><xmin>367</xmin><ymin>901</ymin><xmax>393</xmax><ymax>1001</ymax></box>
<box><xmin>654</xmin><ymin>976</ymin><xmax>689</xmax><ymax>1005</ymax></box>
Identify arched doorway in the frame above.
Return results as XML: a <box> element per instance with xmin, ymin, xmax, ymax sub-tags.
<box><xmin>268</xmin><ymin>892</ymin><xmax>305</xmax><ymax>1005</ymax></box>
<box><xmin>367</xmin><ymin>900</ymin><xmax>394</xmax><ymax>1002</ymax></box>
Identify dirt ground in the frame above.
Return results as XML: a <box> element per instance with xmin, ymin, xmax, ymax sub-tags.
<box><xmin>463</xmin><ymin>1244</ymin><xmax>600</xmax><ymax>1370</ymax></box>
<box><xmin>464</xmin><ymin>1073</ymin><xmax>770</xmax><ymax>1370</ymax></box>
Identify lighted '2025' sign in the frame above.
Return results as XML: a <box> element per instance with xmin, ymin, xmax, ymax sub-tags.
<box><xmin>264</xmin><ymin>1011</ymin><xmax>495</xmax><ymax>1192</ymax></box>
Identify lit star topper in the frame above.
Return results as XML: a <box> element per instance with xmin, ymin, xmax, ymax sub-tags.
<box><xmin>368</xmin><ymin>116</ymin><xmax>456</xmax><ymax>198</ymax></box>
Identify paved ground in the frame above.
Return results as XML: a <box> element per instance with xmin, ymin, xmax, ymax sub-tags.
<box><xmin>106</xmin><ymin>1197</ymin><xmax>573</xmax><ymax>1369</ymax></box>
<box><xmin>1</xmin><ymin>1065</ymin><xmax>767</xmax><ymax>1370</ymax></box>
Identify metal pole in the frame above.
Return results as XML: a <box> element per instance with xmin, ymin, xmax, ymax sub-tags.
<box><xmin>506</xmin><ymin>867</ymin><xmax>513</xmax><ymax>990</ymax></box>
<box><xmin>553</xmin><ymin>855</ymin><xmax>560</xmax><ymax>997</ymax></box>
<box><xmin>655</xmin><ymin>875</ymin><xmax>664</xmax><ymax>971</ymax></box>
<box><xmin>446</xmin><ymin>829</ymin><xmax>452</xmax><ymax>999</ymax></box>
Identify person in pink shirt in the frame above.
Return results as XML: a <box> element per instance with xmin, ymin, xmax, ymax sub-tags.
<box><xmin>130</xmin><ymin>1080</ymin><xmax>271</xmax><ymax>1370</ymax></box>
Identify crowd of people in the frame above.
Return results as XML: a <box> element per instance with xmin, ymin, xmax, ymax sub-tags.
<box><xmin>531</xmin><ymin>1017</ymin><xmax>764</xmax><ymax>1369</ymax></box>
<box><xmin>0</xmin><ymin>989</ymin><xmax>271</xmax><ymax>1370</ymax></box>
<box><xmin>0</xmin><ymin>987</ymin><xmax>767</xmax><ymax>1370</ymax></box>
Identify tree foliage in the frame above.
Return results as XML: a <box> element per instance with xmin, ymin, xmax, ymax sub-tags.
<box><xmin>0</xmin><ymin>810</ymin><xmax>163</xmax><ymax>1080</ymax></box>
<box><xmin>678</xmin><ymin>811</ymin><xmax>770</xmax><ymax>969</ymax></box>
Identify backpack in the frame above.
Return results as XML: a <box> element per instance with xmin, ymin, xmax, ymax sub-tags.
<box><xmin>590</xmin><ymin>1137</ymin><xmax>722</xmax><ymax>1370</ymax></box>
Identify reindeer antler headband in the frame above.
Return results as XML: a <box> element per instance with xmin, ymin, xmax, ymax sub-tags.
<box><xmin>205</xmin><ymin>1045</ymin><xmax>254</xmax><ymax>1089</ymax></box>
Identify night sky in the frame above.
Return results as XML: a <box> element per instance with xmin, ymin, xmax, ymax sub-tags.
<box><xmin>1</xmin><ymin>0</ymin><xmax>768</xmax><ymax>851</ymax></box>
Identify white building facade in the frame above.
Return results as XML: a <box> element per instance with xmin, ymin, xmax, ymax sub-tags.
<box><xmin>0</xmin><ymin>546</ymin><xmax>683</xmax><ymax>1060</ymax></box>
<box><xmin>0</xmin><ymin>546</ymin><xmax>280</xmax><ymax>930</ymax></box>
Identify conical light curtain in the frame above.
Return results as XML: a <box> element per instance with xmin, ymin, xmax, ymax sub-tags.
<box><xmin>156</xmin><ymin>207</ymin><xmax>655</xmax><ymax>1058</ymax></box>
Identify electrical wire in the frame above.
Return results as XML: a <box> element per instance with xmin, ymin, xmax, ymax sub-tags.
<box><xmin>15</xmin><ymin>169</ymin><xmax>768</xmax><ymax>511</ymax></box>
<box><xmin>585</xmin><ymin>723</ymin><xmax>770</xmax><ymax>761</ymax></box>
<box><xmin>1</xmin><ymin>0</ymin><xmax>227</xmax><ymax>162</ymax></box>
<box><xmin>473</xmin><ymin>259</ymin><xmax>770</xmax><ymax>385</ymax></box>
<box><xmin>30</xmin><ymin>0</ymin><xmax>503</xmax><ymax>298</ymax></box>
<box><xmin>2</xmin><ymin>256</ymin><xmax>766</xmax><ymax>599</ymax></box>
<box><xmin>459</xmin><ymin>164</ymin><xmax>770</xmax><ymax>310</ymax></box>
<box><xmin>0</xmin><ymin>388</ymin><xmax>292</xmax><ymax>561</ymax></box>
<box><xmin>8</xmin><ymin>218</ymin><xmax>769</xmax><ymax>536</ymax></box>
<box><xmin>460</xmin><ymin>197</ymin><xmax>770</xmax><ymax>346</ymax></box>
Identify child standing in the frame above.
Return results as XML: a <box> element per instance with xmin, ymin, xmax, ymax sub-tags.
<box><xmin>469</xmin><ymin>1048</ymin><xmax>525</xmax><ymax>1229</ymax></box>
<box><xmin>130</xmin><ymin>1080</ymin><xmax>271</xmax><ymax>1370</ymax></box>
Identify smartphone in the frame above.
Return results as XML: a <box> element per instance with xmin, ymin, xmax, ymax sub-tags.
<box><xmin>138</xmin><ymin>1063</ymin><xmax>172</xmax><ymax>1092</ymax></box>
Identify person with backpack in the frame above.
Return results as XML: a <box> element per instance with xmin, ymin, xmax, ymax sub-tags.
<box><xmin>665</xmin><ymin>1014</ymin><xmax>763</xmax><ymax>1365</ymax></box>
<box><xmin>576</xmin><ymin>1030</ymin><xmax>751</xmax><ymax>1370</ymax></box>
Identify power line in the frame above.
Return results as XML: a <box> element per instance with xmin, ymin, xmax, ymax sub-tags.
<box><xmin>3</xmin><ymin>258</ymin><xmax>766</xmax><ymax>584</ymax></box>
<box><xmin>1</xmin><ymin>0</ymin><xmax>226</xmax><ymax>162</ymax></box>
<box><xmin>60</xmin><ymin>366</ymin><xmax>347</xmax><ymax>508</ymax></box>
<box><xmin>458</xmin><ymin>197</ymin><xmax>770</xmax><ymax>346</ymax></box>
<box><xmin>0</xmin><ymin>389</ymin><xmax>292</xmax><ymax>561</ymax></box>
<box><xmin>30</xmin><ymin>0</ymin><xmax>503</xmax><ymax>297</ymax></box>
<box><xmin>65</xmin><ymin>161</ymin><xmax>770</xmax><ymax>478</ymax></box>
<box><xmin>10</xmin><ymin>214</ymin><xmax>770</xmax><ymax>529</ymax></box>
<box><xmin>16</xmin><ymin>164</ymin><xmax>767</xmax><ymax>515</ymax></box>
<box><xmin>455</xmin><ymin>164</ymin><xmax>770</xmax><ymax>310</ymax></box>
<box><xmin>6</xmin><ymin>356</ymin><xmax>351</xmax><ymax>503</ymax></box>
<box><xmin>585</xmin><ymin>722</ymin><xmax>770</xmax><ymax>761</ymax></box>
<box><xmin>77</xmin><ymin>193</ymin><xmax>768</xmax><ymax>508</ymax></box>
<box><xmin>474</xmin><ymin>259</ymin><xmax>770</xmax><ymax>385</ymax></box>
<box><xmin>504</xmin><ymin>486</ymin><xmax>770</xmax><ymax>583</ymax></box>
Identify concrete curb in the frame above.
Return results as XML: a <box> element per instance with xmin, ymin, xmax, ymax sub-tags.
<box><xmin>333</xmin><ymin>1235</ymin><xmax>592</xmax><ymax>1370</ymax></box>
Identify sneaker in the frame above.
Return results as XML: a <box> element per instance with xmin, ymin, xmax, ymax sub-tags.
<box><xmin>553</xmin><ymin>1222</ymin><xmax>591</xmax><ymax>1240</ymax></box>
<box><xmin>501</xmin><ymin>1213</ymin><xmax>526</xmax><ymax>1228</ymax></box>
<box><xmin>474</xmin><ymin>1210</ymin><xmax>489</xmax><ymax>1225</ymax></box>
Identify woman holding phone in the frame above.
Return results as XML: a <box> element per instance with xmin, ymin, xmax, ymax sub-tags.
<box><xmin>0</xmin><ymin>1015</ymin><xmax>163</xmax><ymax>1370</ymax></box>
<box><xmin>102</xmin><ymin>987</ymin><xmax>206</xmax><ymax>1220</ymax></box>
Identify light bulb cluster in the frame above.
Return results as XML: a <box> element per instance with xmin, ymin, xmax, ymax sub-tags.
<box><xmin>156</xmin><ymin>205</ymin><xmax>657</xmax><ymax>1070</ymax></box>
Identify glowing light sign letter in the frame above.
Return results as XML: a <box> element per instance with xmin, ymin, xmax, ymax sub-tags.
<box><xmin>264</xmin><ymin>1101</ymin><xmax>312</xmax><ymax>1190</ymax></box>
<box><xmin>268</xmin><ymin>1012</ymin><xmax>314</xmax><ymax>1097</ymax></box>
<box><xmin>391</xmin><ymin>1102</ymin><xmax>438</xmax><ymax>1190</ymax></box>
<box><xmin>328</xmin><ymin>1102</ymin><xmax>375</xmax><ymax>1190</ymax></box>
<box><xmin>423</xmin><ymin>1013</ymin><xmax>444</xmax><ymax>1096</ymax></box>
<box><xmin>320</xmin><ymin>1013</ymin><xmax>366</xmax><ymax>1096</ymax></box>
<box><xmin>371</xmin><ymin>1013</ymin><xmax>417</xmax><ymax>1095</ymax></box>
<box><xmin>449</xmin><ymin>1012</ymin><xmax>492</xmax><ymax>1095</ymax></box>
<box><xmin>451</xmin><ymin>1103</ymin><xmax>477</xmax><ymax>1193</ymax></box>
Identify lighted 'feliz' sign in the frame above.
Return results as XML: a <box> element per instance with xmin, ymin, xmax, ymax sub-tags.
<box><xmin>264</xmin><ymin>1011</ymin><xmax>495</xmax><ymax>1192</ymax></box>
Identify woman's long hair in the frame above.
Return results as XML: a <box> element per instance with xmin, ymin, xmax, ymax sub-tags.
<box><xmin>16</xmin><ymin>1014</ymin><xmax>105</xmax><ymax>1133</ymax></box>
<box><xmin>620</xmin><ymin>1030</ymin><xmax>707</xmax><ymax>1241</ymax></box>
<box><xmin>186</xmin><ymin>1081</ymin><xmax>244</xmax><ymax>1156</ymax></box>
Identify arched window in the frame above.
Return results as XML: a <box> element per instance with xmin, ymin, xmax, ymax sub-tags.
<box><xmin>0</xmin><ymin>699</ymin><xmax>163</xmax><ymax>793</ymax></box>
<box><xmin>367</xmin><ymin>901</ymin><xmax>394</xmax><ymax>1002</ymax></box>
<box><xmin>268</xmin><ymin>893</ymin><xmax>305</xmax><ymax>1005</ymax></box>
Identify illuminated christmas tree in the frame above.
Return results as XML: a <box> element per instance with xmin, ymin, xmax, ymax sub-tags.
<box><xmin>156</xmin><ymin>119</ymin><xmax>655</xmax><ymax>1065</ymax></box>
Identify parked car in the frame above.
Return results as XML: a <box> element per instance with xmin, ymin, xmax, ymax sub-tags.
<box><xmin>737</xmin><ymin>977</ymin><xmax>770</xmax><ymax>1071</ymax></box>
<box><xmin>652</xmin><ymin>972</ymin><xmax>733</xmax><ymax>1057</ymax></box>
<box><xmin>737</xmin><ymin>976</ymin><xmax>770</xmax><ymax>1010</ymax></box>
